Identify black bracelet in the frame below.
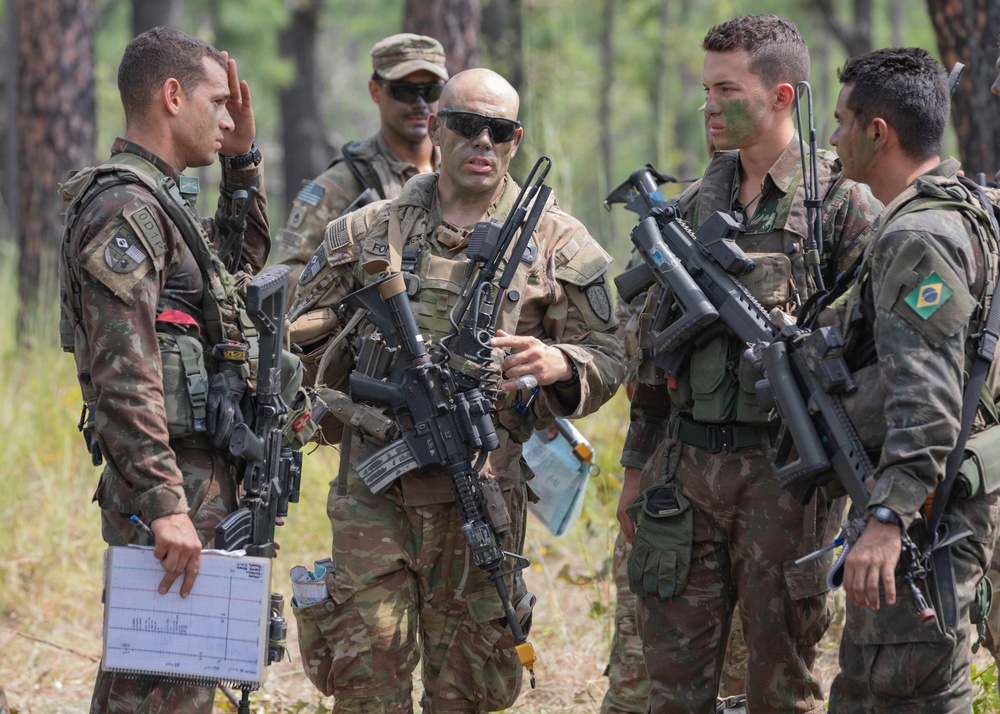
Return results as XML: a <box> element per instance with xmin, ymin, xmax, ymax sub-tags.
<box><xmin>220</xmin><ymin>141</ymin><xmax>261</xmax><ymax>170</ymax></box>
<box><xmin>554</xmin><ymin>359</ymin><xmax>580</xmax><ymax>389</ymax></box>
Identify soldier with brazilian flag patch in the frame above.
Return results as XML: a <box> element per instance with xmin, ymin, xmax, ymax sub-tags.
<box><xmin>828</xmin><ymin>47</ymin><xmax>1000</xmax><ymax>711</ymax></box>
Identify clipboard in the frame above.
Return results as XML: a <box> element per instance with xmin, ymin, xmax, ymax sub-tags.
<box><xmin>101</xmin><ymin>546</ymin><xmax>271</xmax><ymax>687</ymax></box>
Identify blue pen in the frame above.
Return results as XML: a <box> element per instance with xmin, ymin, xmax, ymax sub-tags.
<box><xmin>130</xmin><ymin>514</ymin><xmax>155</xmax><ymax>542</ymax></box>
<box><xmin>793</xmin><ymin>535</ymin><xmax>844</xmax><ymax>566</ymax></box>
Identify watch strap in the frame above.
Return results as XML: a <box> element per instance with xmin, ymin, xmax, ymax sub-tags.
<box><xmin>221</xmin><ymin>141</ymin><xmax>261</xmax><ymax>170</ymax></box>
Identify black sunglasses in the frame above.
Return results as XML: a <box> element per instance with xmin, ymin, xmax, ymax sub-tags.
<box><xmin>382</xmin><ymin>80</ymin><xmax>444</xmax><ymax>104</ymax></box>
<box><xmin>437</xmin><ymin>109</ymin><xmax>521</xmax><ymax>144</ymax></box>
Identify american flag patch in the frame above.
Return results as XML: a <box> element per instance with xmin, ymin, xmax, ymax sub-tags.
<box><xmin>295</xmin><ymin>180</ymin><xmax>325</xmax><ymax>207</ymax></box>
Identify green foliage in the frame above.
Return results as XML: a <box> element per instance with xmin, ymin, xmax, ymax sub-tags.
<box><xmin>973</xmin><ymin>662</ymin><xmax>1000</xmax><ymax>714</ymax></box>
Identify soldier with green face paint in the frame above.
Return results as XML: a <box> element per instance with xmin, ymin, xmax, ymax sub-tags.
<box><xmin>616</xmin><ymin>14</ymin><xmax>881</xmax><ymax>713</ymax></box>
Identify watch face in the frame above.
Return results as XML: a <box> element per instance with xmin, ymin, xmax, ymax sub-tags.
<box><xmin>872</xmin><ymin>506</ymin><xmax>900</xmax><ymax>525</ymax></box>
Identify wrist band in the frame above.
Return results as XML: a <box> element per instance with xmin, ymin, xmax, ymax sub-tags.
<box><xmin>554</xmin><ymin>359</ymin><xmax>580</xmax><ymax>389</ymax></box>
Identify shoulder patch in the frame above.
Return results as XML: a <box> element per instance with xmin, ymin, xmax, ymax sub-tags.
<box><xmin>903</xmin><ymin>272</ymin><xmax>953</xmax><ymax>319</ymax></box>
<box><xmin>298</xmin><ymin>245</ymin><xmax>327</xmax><ymax>286</ymax></box>
<box><xmin>325</xmin><ymin>215</ymin><xmax>352</xmax><ymax>252</ymax></box>
<box><xmin>585</xmin><ymin>280</ymin><xmax>613</xmax><ymax>323</ymax></box>
<box><xmin>104</xmin><ymin>228</ymin><xmax>149</xmax><ymax>273</ymax></box>
<box><xmin>295</xmin><ymin>180</ymin><xmax>326</xmax><ymax>207</ymax></box>
<box><xmin>123</xmin><ymin>203</ymin><xmax>166</xmax><ymax>258</ymax></box>
<box><xmin>80</xmin><ymin>224</ymin><xmax>154</xmax><ymax>304</ymax></box>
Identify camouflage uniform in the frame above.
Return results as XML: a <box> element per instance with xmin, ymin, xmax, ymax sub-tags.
<box><xmin>289</xmin><ymin>172</ymin><xmax>625</xmax><ymax>712</ymax></box>
<box><xmin>599</xmin><ymin>250</ymin><xmax>651</xmax><ymax>714</ymax></box>
<box><xmin>828</xmin><ymin>160</ymin><xmax>1000</xmax><ymax>712</ymax></box>
<box><xmin>59</xmin><ymin>138</ymin><xmax>269</xmax><ymax>714</ymax></box>
<box><xmin>623</xmin><ymin>138</ymin><xmax>880</xmax><ymax>713</ymax></box>
<box><xmin>273</xmin><ymin>133</ymin><xmax>440</xmax><ymax>279</ymax></box>
<box><xmin>605</xmin><ymin>247</ymin><xmax>749</xmax><ymax>714</ymax></box>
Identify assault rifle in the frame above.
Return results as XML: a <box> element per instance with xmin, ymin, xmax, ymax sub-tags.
<box><xmin>614</xmin><ymin>164</ymin><xmax>936</xmax><ymax>622</ymax></box>
<box><xmin>340</xmin><ymin>158</ymin><xmax>555</xmax><ymax>688</ymax></box>
<box><xmin>215</xmin><ymin>264</ymin><xmax>303</xmax><ymax>712</ymax></box>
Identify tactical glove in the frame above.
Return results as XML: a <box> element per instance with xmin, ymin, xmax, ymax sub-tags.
<box><xmin>207</xmin><ymin>367</ymin><xmax>247</xmax><ymax>450</ymax></box>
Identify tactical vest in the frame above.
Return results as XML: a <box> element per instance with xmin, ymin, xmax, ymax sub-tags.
<box><xmin>359</xmin><ymin>176</ymin><xmax>539</xmax><ymax>441</ymax></box>
<box><xmin>841</xmin><ymin>171</ymin><xmax>1000</xmax><ymax>446</ymax></box>
<box><xmin>59</xmin><ymin>152</ymin><xmax>251</xmax><ymax>456</ymax></box>
<box><xmin>664</xmin><ymin>148</ymin><xmax>849</xmax><ymax>425</ymax></box>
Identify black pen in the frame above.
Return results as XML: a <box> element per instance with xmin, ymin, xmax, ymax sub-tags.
<box><xmin>130</xmin><ymin>514</ymin><xmax>155</xmax><ymax>542</ymax></box>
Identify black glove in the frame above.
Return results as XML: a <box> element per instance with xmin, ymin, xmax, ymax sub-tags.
<box><xmin>207</xmin><ymin>367</ymin><xmax>247</xmax><ymax>450</ymax></box>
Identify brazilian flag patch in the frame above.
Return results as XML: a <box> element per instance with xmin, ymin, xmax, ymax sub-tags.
<box><xmin>904</xmin><ymin>271</ymin><xmax>953</xmax><ymax>319</ymax></box>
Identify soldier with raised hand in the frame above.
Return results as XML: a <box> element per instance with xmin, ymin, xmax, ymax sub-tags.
<box><xmin>58</xmin><ymin>26</ymin><xmax>271</xmax><ymax>713</ymax></box>
<box><xmin>288</xmin><ymin>67</ymin><xmax>624</xmax><ymax>712</ymax></box>
<box><xmin>615</xmin><ymin>14</ymin><xmax>880</xmax><ymax>713</ymax></box>
<box><xmin>827</xmin><ymin>47</ymin><xmax>1000</xmax><ymax>712</ymax></box>
<box><xmin>273</xmin><ymin>33</ymin><xmax>448</xmax><ymax>285</ymax></box>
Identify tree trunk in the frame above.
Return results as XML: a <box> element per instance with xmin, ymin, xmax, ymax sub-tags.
<box><xmin>404</xmin><ymin>0</ymin><xmax>480</xmax><ymax>75</ymax></box>
<box><xmin>1</xmin><ymin>4</ymin><xmax>16</xmax><ymax>239</ymax></box>
<box><xmin>481</xmin><ymin>0</ymin><xmax>526</xmax><ymax>178</ymax></box>
<box><xmin>481</xmin><ymin>0</ymin><xmax>522</xmax><ymax>93</ymax></box>
<box><xmin>279</xmin><ymin>0</ymin><xmax>329</xmax><ymax>210</ymax></box>
<box><xmin>15</xmin><ymin>0</ymin><xmax>95</xmax><ymax>345</ymax></box>
<box><xmin>813</xmin><ymin>0</ymin><xmax>873</xmax><ymax>57</ymax></box>
<box><xmin>132</xmin><ymin>0</ymin><xmax>182</xmax><ymax>36</ymax></box>
<box><xmin>926</xmin><ymin>0</ymin><xmax>1000</xmax><ymax>180</ymax></box>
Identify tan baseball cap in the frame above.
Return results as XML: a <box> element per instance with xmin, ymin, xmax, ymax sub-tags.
<box><xmin>371</xmin><ymin>33</ymin><xmax>448</xmax><ymax>82</ymax></box>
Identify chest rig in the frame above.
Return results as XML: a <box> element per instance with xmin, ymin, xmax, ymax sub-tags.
<box><xmin>663</xmin><ymin>149</ymin><xmax>843</xmax><ymax>425</ymax></box>
<box><xmin>59</xmin><ymin>152</ymin><xmax>251</xmax><ymax>462</ymax></box>
<box><xmin>349</xmin><ymin>174</ymin><xmax>544</xmax><ymax>448</ymax></box>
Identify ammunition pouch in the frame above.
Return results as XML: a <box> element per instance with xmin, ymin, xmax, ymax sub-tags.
<box><xmin>739</xmin><ymin>252</ymin><xmax>794</xmax><ymax>312</ymax></box>
<box><xmin>626</xmin><ymin>483</ymin><xmax>693</xmax><ymax>599</ymax></box>
<box><xmin>662</xmin><ymin>251</ymin><xmax>793</xmax><ymax>425</ymax></box>
<box><xmin>971</xmin><ymin>573</ymin><xmax>993</xmax><ymax>653</ymax></box>
<box><xmin>158</xmin><ymin>331</ymin><xmax>209</xmax><ymax>439</ymax></box>
<box><xmin>954</xmin><ymin>426</ymin><xmax>1000</xmax><ymax>501</ymax></box>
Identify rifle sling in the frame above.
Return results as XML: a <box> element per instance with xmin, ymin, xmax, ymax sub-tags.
<box><xmin>925</xmin><ymin>181</ymin><xmax>1000</xmax><ymax>630</ymax></box>
<box><xmin>928</xmin><ymin>182</ymin><xmax>1000</xmax><ymax>533</ymax></box>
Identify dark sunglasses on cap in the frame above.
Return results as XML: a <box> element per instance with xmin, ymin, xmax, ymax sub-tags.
<box><xmin>437</xmin><ymin>109</ymin><xmax>521</xmax><ymax>144</ymax></box>
<box><xmin>382</xmin><ymin>80</ymin><xmax>444</xmax><ymax>104</ymax></box>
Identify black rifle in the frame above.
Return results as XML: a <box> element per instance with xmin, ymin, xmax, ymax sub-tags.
<box><xmin>615</xmin><ymin>164</ymin><xmax>936</xmax><ymax>622</ymax></box>
<box><xmin>606</xmin><ymin>164</ymin><xmax>692</xmax><ymax>305</ymax></box>
<box><xmin>341</xmin><ymin>158</ymin><xmax>556</xmax><ymax>688</ymax></box>
<box><xmin>214</xmin><ymin>264</ymin><xmax>303</xmax><ymax>712</ymax></box>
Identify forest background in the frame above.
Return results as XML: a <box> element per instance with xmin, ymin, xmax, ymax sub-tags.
<box><xmin>1</xmin><ymin>0</ymin><xmax>1000</xmax><ymax>712</ymax></box>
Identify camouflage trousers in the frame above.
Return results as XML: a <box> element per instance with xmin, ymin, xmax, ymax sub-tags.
<box><xmin>600</xmin><ymin>530</ymin><xmax>749</xmax><ymax>714</ymax></box>
<box><xmin>293</xmin><ymin>468</ymin><xmax>534</xmax><ymax>713</ymax></box>
<box><xmin>635</xmin><ymin>437</ymin><xmax>837</xmax><ymax>714</ymax></box>
<box><xmin>90</xmin><ymin>439</ymin><xmax>240</xmax><ymax>714</ymax></box>
<box><xmin>980</xmin><ymin>538</ymin><xmax>1000</xmax><ymax>669</ymax></box>
<box><xmin>828</xmin><ymin>489</ymin><xmax>1000</xmax><ymax>713</ymax></box>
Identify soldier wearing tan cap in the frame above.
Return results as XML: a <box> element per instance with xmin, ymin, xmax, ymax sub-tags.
<box><xmin>274</xmin><ymin>33</ymin><xmax>448</xmax><ymax>285</ymax></box>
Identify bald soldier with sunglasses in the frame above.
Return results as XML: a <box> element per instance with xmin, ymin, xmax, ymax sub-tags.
<box><xmin>288</xmin><ymin>68</ymin><xmax>624</xmax><ymax>712</ymax></box>
<box><xmin>274</xmin><ymin>34</ymin><xmax>448</xmax><ymax>285</ymax></box>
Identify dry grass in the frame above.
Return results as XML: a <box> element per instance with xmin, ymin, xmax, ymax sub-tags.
<box><xmin>0</xmin><ymin>277</ymin><xmax>991</xmax><ymax>712</ymax></box>
<box><xmin>0</xmin><ymin>349</ymin><xmax>839</xmax><ymax>714</ymax></box>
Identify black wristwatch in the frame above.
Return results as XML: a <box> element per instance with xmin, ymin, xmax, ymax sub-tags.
<box><xmin>221</xmin><ymin>141</ymin><xmax>261</xmax><ymax>170</ymax></box>
<box><xmin>868</xmin><ymin>505</ymin><xmax>903</xmax><ymax>527</ymax></box>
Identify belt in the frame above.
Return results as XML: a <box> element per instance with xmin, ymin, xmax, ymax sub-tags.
<box><xmin>673</xmin><ymin>415</ymin><xmax>779</xmax><ymax>453</ymax></box>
